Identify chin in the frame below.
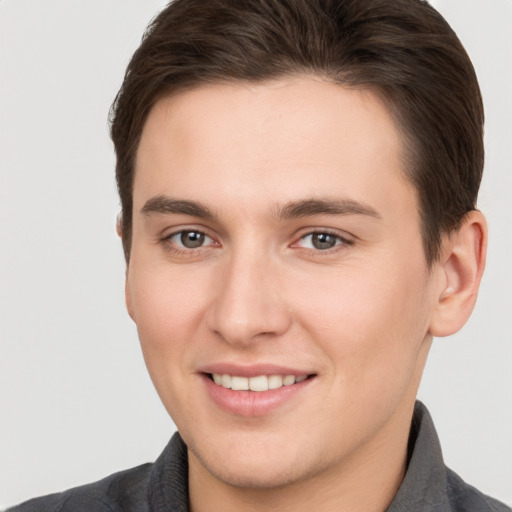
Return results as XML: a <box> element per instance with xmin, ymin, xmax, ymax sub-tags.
<box><xmin>190</xmin><ymin>444</ymin><xmax>313</xmax><ymax>490</ymax></box>
<box><xmin>185</xmin><ymin>428</ymin><xmax>320</xmax><ymax>490</ymax></box>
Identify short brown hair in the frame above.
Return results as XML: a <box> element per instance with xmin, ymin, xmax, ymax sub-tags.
<box><xmin>110</xmin><ymin>0</ymin><xmax>484</xmax><ymax>264</ymax></box>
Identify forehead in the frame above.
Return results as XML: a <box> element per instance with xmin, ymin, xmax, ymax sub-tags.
<box><xmin>134</xmin><ymin>77</ymin><xmax>415</xmax><ymax>220</ymax></box>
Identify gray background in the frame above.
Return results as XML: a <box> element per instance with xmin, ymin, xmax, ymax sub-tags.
<box><xmin>1</xmin><ymin>0</ymin><xmax>511</xmax><ymax>507</ymax></box>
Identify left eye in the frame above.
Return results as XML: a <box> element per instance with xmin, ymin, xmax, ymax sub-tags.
<box><xmin>168</xmin><ymin>230</ymin><xmax>214</xmax><ymax>249</ymax></box>
<box><xmin>298</xmin><ymin>232</ymin><xmax>344</xmax><ymax>250</ymax></box>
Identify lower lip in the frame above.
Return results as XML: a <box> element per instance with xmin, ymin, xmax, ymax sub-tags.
<box><xmin>202</xmin><ymin>374</ymin><xmax>313</xmax><ymax>417</ymax></box>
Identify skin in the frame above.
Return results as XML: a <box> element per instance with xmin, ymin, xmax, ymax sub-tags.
<box><xmin>125</xmin><ymin>77</ymin><xmax>486</xmax><ymax>512</ymax></box>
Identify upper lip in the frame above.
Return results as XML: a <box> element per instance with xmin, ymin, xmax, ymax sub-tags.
<box><xmin>198</xmin><ymin>363</ymin><xmax>314</xmax><ymax>378</ymax></box>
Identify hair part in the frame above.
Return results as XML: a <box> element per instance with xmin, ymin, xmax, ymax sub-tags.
<box><xmin>110</xmin><ymin>0</ymin><xmax>484</xmax><ymax>265</ymax></box>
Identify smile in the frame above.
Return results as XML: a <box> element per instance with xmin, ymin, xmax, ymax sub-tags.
<box><xmin>210</xmin><ymin>373</ymin><xmax>308</xmax><ymax>391</ymax></box>
<box><xmin>202</xmin><ymin>368</ymin><xmax>315</xmax><ymax>416</ymax></box>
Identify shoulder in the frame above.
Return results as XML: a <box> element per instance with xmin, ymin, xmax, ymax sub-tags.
<box><xmin>446</xmin><ymin>468</ymin><xmax>511</xmax><ymax>512</ymax></box>
<box><xmin>7</xmin><ymin>432</ymin><xmax>189</xmax><ymax>512</ymax></box>
<box><xmin>7</xmin><ymin>463</ymin><xmax>153</xmax><ymax>512</ymax></box>
<box><xmin>388</xmin><ymin>402</ymin><xmax>510</xmax><ymax>512</ymax></box>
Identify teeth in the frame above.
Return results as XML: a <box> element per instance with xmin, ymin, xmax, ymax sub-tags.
<box><xmin>231</xmin><ymin>376</ymin><xmax>249</xmax><ymax>390</ymax></box>
<box><xmin>268</xmin><ymin>375</ymin><xmax>283</xmax><ymax>389</ymax></box>
<box><xmin>212</xmin><ymin>373</ymin><xmax>308</xmax><ymax>391</ymax></box>
<box><xmin>283</xmin><ymin>375</ymin><xmax>296</xmax><ymax>386</ymax></box>
<box><xmin>221</xmin><ymin>374</ymin><xmax>231</xmax><ymax>388</ymax></box>
<box><xmin>249</xmin><ymin>375</ymin><xmax>268</xmax><ymax>391</ymax></box>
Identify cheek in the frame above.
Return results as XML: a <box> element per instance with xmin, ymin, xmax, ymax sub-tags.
<box><xmin>291</xmin><ymin>257</ymin><xmax>432</xmax><ymax>383</ymax></box>
<box><xmin>127</xmin><ymin>263</ymin><xmax>212</xmax><ymax>369</ymax></box>
<box><xmin>126</xmin><ymin>263</ymin><xmax>215</xmax><ymax>425</ymax></box>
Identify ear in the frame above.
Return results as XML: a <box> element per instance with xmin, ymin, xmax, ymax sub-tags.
<box><xmin>429</xmin><ymin>210</ymin><xmax>487</xmax><ymax>337</ymax></box>
<box><xmin>116</xmin><ymin>213</ymin><xmax>136</xmax><ymax>321</ymax></box>
<box><xmin>125</xmin><ymin>273</ymin><xmax>135</xmax><ymax>322</ymax></box>
<box><xmin>116</xmin><ymin>213</ymin><xmax>123</xmax><ymax>238</ymax></box>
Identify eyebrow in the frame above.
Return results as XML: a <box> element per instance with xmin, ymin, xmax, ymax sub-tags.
<box><xmin>276</xmin><ymin>198</ymin><xmax>381</xmax><ymax>220</ymax></box>
<box><xmin>140</xmin><ymin>195</ymin><xmax>380</xmax><ymax>221</ymax></box>
<box><xmin>141</xmin><ymin>196</ymin><xmax>215</xmax><ymax>219</ymax></box>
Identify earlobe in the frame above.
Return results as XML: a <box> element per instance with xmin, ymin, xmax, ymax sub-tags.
<box><xmin>116</xmin><ymin>213</ymin><xmax>123</xmax><ymax>238</ymax></box>
<box><xmin>429</xmin><ymin>210</ymin><xmax>487</xmax><ymax>337</ymax></box>
<box><xmin>125</xmin><ymin>275</ymin><xmax>135</xmax><ymax>322</ymax></box>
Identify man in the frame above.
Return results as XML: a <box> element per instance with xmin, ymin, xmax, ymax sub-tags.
<box><xmin>9</xmin><ymin>0</ymin><xmax>510</xmax><ymax>510</ymax></box>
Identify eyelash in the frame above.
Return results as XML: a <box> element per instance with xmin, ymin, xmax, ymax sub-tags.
<box><xmin>293</xmin><ymin>230</ymin><xmax>354</xmax><ymax>253</ymax></box>
<box><xmin>160</xmin><ymin>228</ymin><xmax>353</xmax><ymax>255</ymax></box>
<box><xmin>161</xmin><ymin>229</ymin><xmax>217</xmax><ymax>254</ymax></box>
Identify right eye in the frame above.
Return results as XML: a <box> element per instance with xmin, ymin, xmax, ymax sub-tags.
<box><xmin>166</xmin><ymin>230</ymin><xmax>215</xmax><ymax>250</ymax></box>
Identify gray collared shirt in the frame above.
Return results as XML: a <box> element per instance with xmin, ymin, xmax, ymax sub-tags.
<box><xmin>9</xmin><ymin>402</ymin><xmax>510</xmax><ymax>511</ymax></box>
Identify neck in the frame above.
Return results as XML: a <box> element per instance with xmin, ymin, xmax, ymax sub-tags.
<box><xmin>188</xmin><ymin>399</ymin><xmax>416</xmax><ymax>512</ymax></box>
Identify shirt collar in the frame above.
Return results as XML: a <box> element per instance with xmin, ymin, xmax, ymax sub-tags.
<box><xmin>386</xmin><ymin>401</ymin><xmax>452</xmax><ymax>511</ymax></box>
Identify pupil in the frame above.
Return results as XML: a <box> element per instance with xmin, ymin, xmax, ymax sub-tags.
<box><xmin>181</xmin><ymin>231</ymin><xmax>205</xmax><ymax>248</ymax></box>
<box><xmin>312</xmin><ymin>233</ymin><xmax>336</xmax><ymax>250</ymax></box>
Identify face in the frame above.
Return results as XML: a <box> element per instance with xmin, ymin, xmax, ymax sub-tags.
<box><xmin>127</xmin><ymin>77</ymin><xmax>441</xmax><ymax>490</ymax></box>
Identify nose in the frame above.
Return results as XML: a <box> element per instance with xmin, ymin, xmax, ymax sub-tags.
<box><xmin>206</xmin><ymin>251</ymin><xmax>292</xmax><ymax>346</ymax></box>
